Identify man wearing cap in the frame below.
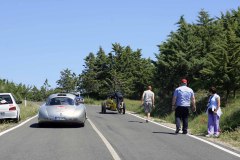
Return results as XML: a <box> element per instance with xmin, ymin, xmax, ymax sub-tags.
<box><xmin>172</xmin><ymin>79</ymin><xmax>196</xmax><ymax>134</ymax></box>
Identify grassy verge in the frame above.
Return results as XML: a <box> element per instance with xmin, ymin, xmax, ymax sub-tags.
<box><xmin>0</xmin><ymin>101</ymin><xmax>39</xmax><ymax>132</ymax></box>
<box><xmin>124</xmin><ymin>99</ymin><xmax>143</xmax><ymax>114</ymax></box>
<box><xmin>84</xmin><ymin>97</ymin><xmax>101</xmax><ymax>105</ymax></box>
<box><xmin>188</xmin><ymin>97</ymin><xmax>240</xmax><ymax>149</ymax></box>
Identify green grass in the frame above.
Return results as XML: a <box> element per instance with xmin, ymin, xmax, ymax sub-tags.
<box><xmin>124</xmin><ymin>99</ymin><xmax>144</xmax><ymax>114</ymax></box>
<box><xmin>20</xmin><ymin>101</ymin><xmax>39</xmax><ymax>120</ymax></box>
<box><xmin>84</xmin><ymin>97</ymin><xmax>101</xmax><ymax>105</ymax></box>
<box><xmin>162</xmin><ymin>112</ymin><xmax>175</xmax><ymax>123</ymax></box>
<box><xmin>188</xmin><ymin>114</ymin><xmax>208</xmax><ymax>135</ymax></box>
<box><xmin>220</xmin><ymin>128</ymin><xmax>240</xmax><ymax>148</ymax></box>
<box><xmin>220</xmin><ymin>99</ymin><xmax>240</xmax><ymax>132</ymax></box>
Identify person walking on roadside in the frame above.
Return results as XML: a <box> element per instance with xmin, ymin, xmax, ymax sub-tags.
<box><xmin>172</xmin><ymin>79</ymin><xmax>196</xmax><ymax>134</ymax></box>
<box><xmin>141</xmin><ymin>85</ymin><xmax>155</xmax><ymax>123</ymax></box>
<box><xmin>206</xmin><ymin>87</ymin><xmax>222</xmax><ymax>138</ymax></box>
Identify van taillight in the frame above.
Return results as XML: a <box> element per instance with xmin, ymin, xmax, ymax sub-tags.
<box><xmin>9</xmin><ymin>107</ymin><xmax>16</xmax><ymax>111</ymax></box>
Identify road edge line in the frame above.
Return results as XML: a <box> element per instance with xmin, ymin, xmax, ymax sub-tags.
<box><xmin>127</xmin><ymin>112</ymin><xmax>240</xmax><ymax>158</ymax></box>
<box><xmin>88</xmin><ymin>118</ymin><xmax>121</xmax><ymax>160</ymax></box>
<box><xmin>0</xmin><ymin>115</ymin><xmax>38</xmax><ymax>137</ymax></box>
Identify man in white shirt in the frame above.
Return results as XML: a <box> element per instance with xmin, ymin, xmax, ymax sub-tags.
<box><xmin>141</xmin><ymin>86</ymin><xmax>155</xmax><ymax>123</ymax></box>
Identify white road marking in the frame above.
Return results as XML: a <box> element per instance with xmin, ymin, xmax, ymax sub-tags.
<box><xmin>127</xmin><ymin>112</ymin><xmax>240</xmax><ymax>158</ymax></box>
<box><xmin>87</xmin><ymin>118</ymin><xmax>121</xmax><ymax>160</ymax></box>
<box><xmin>0</xmin><ymin>115</ymin><xmax>38</xmax><ymax>137</ymax></box>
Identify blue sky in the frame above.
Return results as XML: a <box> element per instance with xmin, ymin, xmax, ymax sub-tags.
<box><xmin>0</xmin><ymin>0</ymin><xmax>239</xmax><ymax>88</ymax></box>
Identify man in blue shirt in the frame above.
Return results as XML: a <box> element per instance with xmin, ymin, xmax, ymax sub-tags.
<box><xmin>172</xmin><ymin>79</ymin><xmax>196</xmax><ymax>134</ymax></box>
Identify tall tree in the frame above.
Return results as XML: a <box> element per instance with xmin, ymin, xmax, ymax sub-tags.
<box><xmin>56</xmin><ymin>68</ymin><xmax>77</xmax><ymax>93</ymax></box>
<box><xmin>79</xmin><ymin>53</ymin><xmax>100</xmax><ymax>97</ymax></box>
<box><xmin>79</xmin><ymin>43</ymin><xmax>155</xmax><ymax>99</ymax></box>
<box><xmin>200</xmin><ymin>10</ymin><xmax>240</xmax><ymax>101</ymax></box>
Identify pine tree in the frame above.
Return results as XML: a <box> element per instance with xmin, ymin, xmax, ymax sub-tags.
<box><xmin>56</xmin><ymin>68</ymin><xmax>77</xmax><ymax>93</ymax></box>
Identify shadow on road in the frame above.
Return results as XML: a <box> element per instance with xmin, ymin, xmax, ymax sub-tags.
<box><xmin>98</xmin><ymin>112</ymin><xmax>119</xmax><ymax>114</ymax></box>
<box><xmin>128</xmin><ymin>120</ymin><xmax>144</xmax><ymax>123</ymax></box>
<box><xmin>152</xmin><ymin>131</ymin><xmax>176</xmax><ymax>135</ymax></box>
<box><xmin>29</xmin><ymin>123</ymin><xmax>83</xmax><ymax>129</ymax></box>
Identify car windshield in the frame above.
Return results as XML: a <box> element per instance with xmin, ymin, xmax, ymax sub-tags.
<box><xmin>48</xmin><ymin>97</ymin><xmax>74</xmax><ymax>106</ymax></box>
<box><xmin>0</xmin><ymin>95</ymin><xmax>13</xmax><ymax>105</ymax></box>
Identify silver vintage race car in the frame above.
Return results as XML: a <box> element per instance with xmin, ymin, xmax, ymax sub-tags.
<box><xmin>38</xmin><ymin>93</ymin><xmax>86</xmax><ymax>127</ymax></box>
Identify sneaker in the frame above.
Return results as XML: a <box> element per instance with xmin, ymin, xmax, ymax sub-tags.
<box><xmin>182</xmin><ymin>131</ymin><xmax>188</xmax><ymax>134</ymax></box>
<box><xmin>205</xmin><ymin>134</ymin><xmax>213</xmax><ymax>138</ymax></box>
<box><xmin>175</xmin><ymin>129</ymin><xmax>180</xmax><ymax>134</ymax></box>
<box><xmin>213</xmin><ymin>134</ymin><xmax>219</xmax><ymax>138</ymax></box>
<box><xmin>146</xmin><ymin>120</ymin><xmax>148</xmax><ymax>123</ymax></box>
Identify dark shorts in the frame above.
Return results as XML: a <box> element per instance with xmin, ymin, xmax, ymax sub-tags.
<box><xmin>144</xmin><ymin>102</ymin><xmax>152</xmax><ymax>113</ymax></box>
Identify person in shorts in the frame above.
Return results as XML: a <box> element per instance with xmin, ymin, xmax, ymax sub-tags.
<box><xmin>141</xmin><ymin>85</ymin><xmax>155</xmax><ymax>123</ymax></box>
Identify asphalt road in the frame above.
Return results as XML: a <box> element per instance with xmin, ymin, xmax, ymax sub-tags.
<box><xmin>0</xmin><ymin>105</ymin><xmax>239</xmax><ymax>160</ymax></box>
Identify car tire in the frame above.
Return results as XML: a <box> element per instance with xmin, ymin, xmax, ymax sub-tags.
<box><xmin>80</xmin><ymin>122</ymin><xmax>85</xmax><ymax>127</ymax></box>
<box><xmin>118</xmin><ymin>106</ymin><xmax>122</xmax><ymax>114</ymax></box>
<box><xmin>103</xmin><ymin>105</ymin><xmax>107</xmax><ymax>114</ymax></box>
<box><xmin>38</xmin><ymin>123</ymin><xmax>42</xmax><ymax>127</ymax></box>
<box><xmin>81</xmin><ymin>113</ymin><xmax>86</xmax><ymax>127</ymax></box>
<box><xmin>117</xmin><ymin>103</ymin><xmax>122</xmax><ymax>113</ymax></box>
<box><xmin>101</xmin><ymin>102</ymin><xmax>104</xmax><ymax>113</ymax></box>
<box><xmin>14</xmin><ymin>114</ymin><xmax>20</xmax><ymax>123</ymax></box>
<box><xmin>122</xmin><ymin>103</ymin><xmax>126</xmax><ymax>114</ymax></box>
<box><xmin>38</xmin><ymin>122</ymin><xmax>46</xmax><ymax>128</ymax></box>
<box><xmin>102</xmin><ymin>103</ymin><xmax>106</xmax><ymax>114</ymax></box>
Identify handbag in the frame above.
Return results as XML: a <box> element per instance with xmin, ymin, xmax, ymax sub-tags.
<box><xmin>207</xmin><ymin>95</ymin><xmax>214</xmax><ymax>114</ymax></box>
